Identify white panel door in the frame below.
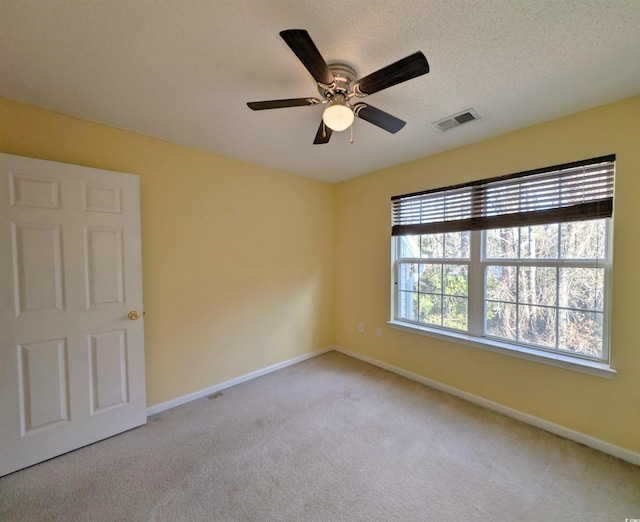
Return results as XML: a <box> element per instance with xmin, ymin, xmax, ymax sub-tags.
<box><xmin>0</xmin><ymin>153</ymin><xmax>146</xmax><ymax>476</ymax></box>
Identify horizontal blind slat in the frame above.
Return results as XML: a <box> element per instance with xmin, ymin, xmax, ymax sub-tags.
<box><xmin>392</xmin><ymin>200</ymin><xmax>613</xmax><ymax>236</ymax></box>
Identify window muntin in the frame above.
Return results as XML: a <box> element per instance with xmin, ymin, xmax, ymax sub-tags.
<box><xmin>391</xmin><ymin>156</ymin><xmax>614</xmax><ymax>365</ymax></box>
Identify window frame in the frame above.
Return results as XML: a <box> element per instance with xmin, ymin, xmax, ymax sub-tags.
<box><xmin>389</xmin><ymin>157</ymin><xmax>616</xmax><ymax>378</ymax></box>
<box><xmin>480</xmin><ymin>222</ymin><xmax>612</xmax><ymax>364</ymax></box>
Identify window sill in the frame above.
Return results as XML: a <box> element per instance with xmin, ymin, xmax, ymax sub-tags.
<box><xmin>387</xmin><ymin>320</ymin><xmax>616</xmax><ymax>379</ymax></box>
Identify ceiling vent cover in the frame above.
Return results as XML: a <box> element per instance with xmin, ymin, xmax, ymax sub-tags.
<box><xmin>433</xmin><ymin>108</ymin><xmax>480</xmax><ymax>132</ymax></box>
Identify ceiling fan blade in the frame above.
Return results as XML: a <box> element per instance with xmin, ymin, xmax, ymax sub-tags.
<box><xmin>247</xmin><ymin>98</ymin><xmax>320</xmax><ymax>110</ymax></box>
<box><xmin>355</xmin><ymin>52</ymin><xmax>429</xmax><ymax>96</ymax></box>
<box><xmin>313</xmin><ymin>121</ymin><xmax>333</xmax><ymax>144</ymax></box>
<box><xmin>280</xmin><ymin>29</ymin><xmax>335</xmax><ymax>86</ymax></box>
<box><xmin>354</xmin><ymin>103</ymin><xmax>406</xmax><ymax>133</ymax></box>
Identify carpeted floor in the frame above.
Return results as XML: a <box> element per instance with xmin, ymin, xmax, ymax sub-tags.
<box><xmin>1</xmin><ymin>351</ymin><xmax>639</xmax><ymax>521</ymax></box>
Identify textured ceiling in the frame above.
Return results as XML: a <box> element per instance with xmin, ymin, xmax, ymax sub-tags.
<box><xmin>1</xmin><ymin>0</ymin><xmax>639</xmax><ymax>183</ymax></box>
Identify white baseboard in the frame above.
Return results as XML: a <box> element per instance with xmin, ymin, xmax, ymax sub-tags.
<box><xmin>146</xmin><ymin>347</ymin><xmax>333</xmax><ymax>416</ymax></box>
<box><xmin>332</xmin><ymin>345</ymin><xmax>640</xmax><ymax>467</ymax></box>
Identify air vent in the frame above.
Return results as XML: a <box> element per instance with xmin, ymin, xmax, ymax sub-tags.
<box><xmin>433</xmin><ymin>108</ymin><xmax>480</xmax><ymax>132</ymax></box>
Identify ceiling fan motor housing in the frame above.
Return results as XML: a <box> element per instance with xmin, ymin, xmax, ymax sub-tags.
<box><xmin>318</xmin><ymin>62</ymin><xmax>358</xmax><ymax>100</ymax></box>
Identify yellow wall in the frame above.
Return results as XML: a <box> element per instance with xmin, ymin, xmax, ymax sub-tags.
<box><xmin>335</xmin><ymin>95</ymin><xmax>640</xmax><ymax>453</ymax></box>
<box><xmin>2</xmin><ymin>94</ymin><xmax>639</xmax><ymax>454</ymax></box>
<box><xmin>0</xmin><ymin>97</ymin><xmax>335</xmax><ymax>407</ymax></box>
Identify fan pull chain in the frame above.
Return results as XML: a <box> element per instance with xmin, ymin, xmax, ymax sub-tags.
<box><xmin>350</xmin><ymin>123</ymin><xmax>354</xmax><ymax>144</ymax></box>
<box><xmin>322</xmin><ymin>121</ymin><xmax>327</xmax><ymax>138</ymax></box>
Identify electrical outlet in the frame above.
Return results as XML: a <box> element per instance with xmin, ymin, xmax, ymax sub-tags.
<box><xmin>358</xmin><ymin>323</ymin><xmax>364</xmax><ymax>333</ymax></box>
<box><xmin>376</xmin><ymin>327</ymin><xmax>382</xmax><ymax>336</ymax></box>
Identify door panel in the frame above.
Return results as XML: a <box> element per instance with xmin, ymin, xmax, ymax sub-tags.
<box><xmin>10</xmin><ymin>173</ymin><xmax>61</xmax><ymax>208</ymax></box>
<box><xmin>84</xmin><ymin>226</ymin><xmax>124</xmax><ymax>307</ymax></box>
<box><xmin>89</xmin><ymin>329</ymin><xmax>128</xmax><ymax>413</ymax></box>
<box><xmin>18</xmin><ymin>338</ymin><xmax>70</xmax><ymax>433</ymax></box>
<box><xmin>82</xmin><ymin>183</ymin><xmax>122</xmax><ymax>214</ymax></box>
<box><xmin>0</xmin><ymin>153</ymin><xmax>146</xmax><ymax>477</ymax></box>
<box><xmin>13</xmin><ymin>223</ymin><xmax>65</xmax><ymax>314</ymax></box>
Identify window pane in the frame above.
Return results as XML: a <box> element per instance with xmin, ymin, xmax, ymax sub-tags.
<box><xmin>443</xmin><ymin>296</ymin><xmax>468</xmax><ymax>330</ymax></box>
<box><xmin>520</xmin><ymin>224</ymin><xmax>559</xmax><ymax>259</ymax></box>
<box><xmin>399</xmin><ymin>235</ymin><xmax>420</xmax><ymax>258</ymax></box>
<box><xmin>444</xmin><ymin>264</ymin><xmax>468</xmax><ymax>297</ymax></box>
<box><xmin>518</xmin><ymin>305</ymin><xmax>556</xmax><ymax>348</ymax></box>
<box><xmin>485</xmin><ymin>301</ymin><xmax>517</xmax><ymax>340</ymax></box>
<box><xmin>485</xmin><ymin>265</ymin><xmax>517</xmax><ymax>302</ymax></box>
<box><xmin>421</xmin><ymin>234</ymin><xmax>444</xmax><ymax>258</ymax></box>
<box><xmin>397</xmin><ymin>291</ymin><xmax>417</xmax><ymax>321</ymax></box>
<box><xmin>559</xmin><ymin>267</ymin><xmax>604</xmax><ymax>311</ymax></box>
<box><xmin>561</xmin><ymin>220</ymin><xmax>606</xmax><ymax>259</ymax></box>
<box><xmin>397</xmin><ymin>263</ymin><xmax>419</xmax><ymax>291</ymax></box>
<box><xmin>419</xmin><ymin>294</ymin><xmax>442</xmax><ymax>326</ymax></box>
<box><xmin>485</xmin><ymin>228</ymin><xmax>519</xmax><ymax>259</ymax></box>
<box><xmin>444</xmin><ymin>231</ymin><xmax>470</xmax><ymax>259</ymax></box>
<box><xmin>419</xmin><ymin>264</ymin><xmax>442</xmax><ymax>293</ymax></box>
<box><xmin>518</xmin><ymin>267</ymin><xmax>556</xmax><ymax>306</ymax></box>
<box><xmin>558</xmin><ymin>310</ymin><xmax>603</xmax><ymax>358</ymax></box>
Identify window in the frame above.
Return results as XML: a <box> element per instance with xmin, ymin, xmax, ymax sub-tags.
<box><xmin>391</xmin><ymin>155</ymin><xmax>614</xmax><ymax>370</ymax></box>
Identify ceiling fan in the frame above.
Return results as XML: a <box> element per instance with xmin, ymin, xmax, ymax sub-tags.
<box><xmin>247</xmin><ymin>29</ymin><xmax>430</xmax><ymax>144</ymax></box>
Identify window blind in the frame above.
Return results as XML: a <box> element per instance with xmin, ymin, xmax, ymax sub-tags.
<box><xmin>391</xmin><ymin>155</ymin><xmax>615</xmax><ymax>236</ymax></box>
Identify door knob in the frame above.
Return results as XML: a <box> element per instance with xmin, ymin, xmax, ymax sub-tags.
<box><xmin>128</xmin><ymin>311</ymin><xmax>141</xmax><ymax>320</ymax></box>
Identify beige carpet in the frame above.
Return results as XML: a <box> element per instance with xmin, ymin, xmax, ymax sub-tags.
<box><xmin>1</xmin><ymin>351</ymin><xmax>639</xmax><ymax>521</ymax></box>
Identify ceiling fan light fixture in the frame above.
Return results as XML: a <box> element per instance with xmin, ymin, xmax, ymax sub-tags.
<box><xmin>322</xmin><ymin>94</ymin><xmax>354</xmax><ymax>131</ymax></box>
